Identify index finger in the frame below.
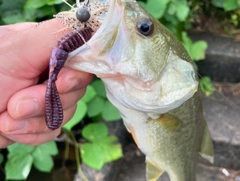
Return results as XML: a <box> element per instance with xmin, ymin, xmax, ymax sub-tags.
<box><xmin>0</xmin><ymin>19</ymin><xmax>70</xmax><ymax>78</ymax></box>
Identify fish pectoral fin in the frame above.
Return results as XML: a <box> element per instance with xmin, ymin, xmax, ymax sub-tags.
<box><xmin>154</xmin><ymin>114</ymin><xmax>182</xmax><ymax>131</ymax></box>
<box><xmin>146</xmin><ymin>158</ymin><xmax>164</xmax><ymax>181</ymax></box>
<box><xmin>199</xmin><ymin>124</ymin><xmax>214</xmax><ymax>164</ymax></box>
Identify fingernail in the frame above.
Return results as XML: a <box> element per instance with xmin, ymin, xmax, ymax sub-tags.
<box><xmin>66</xmin><ymin>77</ymin><xmax>81</xmax><ymax>92</ymax></box>
<box><xmin>15</xmin><ymin>98</ymin><xmax>38</xmax><ymax>118</ymax></box>
<box><xmin>5</xmin><ymin>118</ymin><xmax>28</xmax><ymax>132</ymax></box>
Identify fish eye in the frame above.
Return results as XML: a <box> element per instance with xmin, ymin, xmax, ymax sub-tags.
<box><xmin>76</xmin><ymin>7</ymin><xmax>91</xmax><ymax>23</ymax></box>
<box><xmin>137</xmin><ymin>18</ymin><xmax>154</xmax><ymax>36</ymax></box>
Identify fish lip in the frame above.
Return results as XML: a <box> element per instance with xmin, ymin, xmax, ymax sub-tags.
<box><xmin>122</xmin><ymin>88</ymin><xmax>198</xmax><ymax>114</ymax></box>
<box><xmin>101</xmin><ymin>0</ymin><xmax>123</xmax><ymax>25</ymax></box>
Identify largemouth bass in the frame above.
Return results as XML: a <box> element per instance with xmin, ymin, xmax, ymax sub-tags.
<box><xmin>50</xmin><ymin>0</ymin><xmax>214</xmax><ymax>180</ymax></box>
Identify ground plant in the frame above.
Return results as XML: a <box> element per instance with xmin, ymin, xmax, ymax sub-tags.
<box><xmin>0</xmin><ymin>0</ymin><xmax>239</xmax><ymax>180</ymax></box>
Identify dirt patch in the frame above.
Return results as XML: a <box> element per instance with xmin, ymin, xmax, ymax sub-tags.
<box><xmin>189</xmin><ymin>2</ymin><xmax>240</xmax><ymax>40</ymax></box>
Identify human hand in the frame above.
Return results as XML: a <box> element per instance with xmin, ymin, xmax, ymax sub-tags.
<box><xmin>0</xmin><ymin>19</ymin><xmax>93</xmax><ymax>148</ymax></box>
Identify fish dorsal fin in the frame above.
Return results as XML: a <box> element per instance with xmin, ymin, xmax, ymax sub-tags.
<box><xmin>146</xmin><ymin>158</ymin><xmax>164</xmax><ymax>181</ymax></box>
<box><xmin>199</xmin><ymin>124</ymin><xmax>214</xmax><ymax>164</ymax></box>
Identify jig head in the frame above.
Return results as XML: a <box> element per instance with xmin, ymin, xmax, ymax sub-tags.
<box><xmin>54</xmin><ymin>0</ymin><xmax>109</xmax><ymax>32</ymax></box>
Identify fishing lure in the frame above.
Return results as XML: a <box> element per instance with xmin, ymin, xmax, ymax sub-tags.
<box><xmin>45</xmin><ymin>0</ymin><xmax>109</xmax><ymax>130</ymax></box>
<box><xmin>54</xmin><ymin>0</ymin><xmax>109</xmax><ymax>32</ymax></box>
<box><xmin>45</xmin><ymin>27</ymin><xmax>92</xmax><ymax>130</ymax></box>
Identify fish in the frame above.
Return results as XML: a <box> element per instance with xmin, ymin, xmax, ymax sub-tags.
<box><xmin>52</xmin><ymin>0</ymin><xmax>214</xmax><ymax>180</ymax></box>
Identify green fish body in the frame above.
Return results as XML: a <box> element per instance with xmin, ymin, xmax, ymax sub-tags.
<box><xmin>58</xmin><ymin>0</ymin><xmax>214</xmax><ymax>180</ymax></box>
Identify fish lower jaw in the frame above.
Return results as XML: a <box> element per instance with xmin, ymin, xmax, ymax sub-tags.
<box><xmin>147</xmin><ymin>113</ymin><xmax>161</xmax><ymax>120</ymax></box>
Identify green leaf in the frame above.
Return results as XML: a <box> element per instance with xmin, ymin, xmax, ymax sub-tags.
<box><xmin>80</xmin><ymin>136</ymin><xmax>122</xmax><ymax>170</ymax></box>
<box><xmin>35</xmin><ymin>141</ymin><xmax>58</xmax><ymax>156</ymax></box>
<box><xmin>181</xmin><ymin>32</ymin><xmax>208</xmax><ymax>61</ymax></box>
<box><xmin>63</xmin><ymin>100</ymin><xmax>87</xmax><ymax>131</ymax></box>
<box><xmin>30</xmin><ymin>141</ymin><xmax>57</xmax><ymax>172</ymax></box>
<box><xmin>100</xmin><ymin>135</ymin><xmax>118</xmax><ymax>144</ymax></box>
<box><xmin>7</xmin><ymin>143</ymin><xmax>35</xmax><ymax>153</ymax></box>
<box><xmin>167</xmin><ymin>2</ymin><xmax>176</xmax><ymax>15</ymax></box>
<box><xmin>32</xmin><ymin>153</ymin><xmax>54</xmax><ymax>172</ymax></box>
<box><xmin>0</xmin><ymin>0</ymin><xmax>25</xmax><ymax>10</ymax></box>
<box><xmin>176</xmin><ymin>4</ymin><xmax>189</xmax><ymax>21</ymax></box>
<box><xmin>80</xmin><ymin>143</ymin><xmax>105</xmax><ymax>170</ymax></box>
<box><xmin>81</xmin><ymin>85</ymin><xmax>97</xmax><ymax>103</ymax></box>
<box><xmin>0</xmin><ymin>153</ymin><xmax>4</xmax><ymax>164</ymax></box>
<box><xmin>200</xmin><ymin>76</ymin><xmax>214</xmax><ymax>96</ymax></box>
<box><xmin>25</xmin><ymin>0</ymin><xmax>48</xmax><ymax>9</ymax></box>
<box><xmin>1</xmin><ymin>10</ymin><xmax>25</xmax><ymax>24</ymax></box>
<box><xmin>23</xmin><ymin>7</ymin><xmax>37</xmax><ymax>21</ymax></box>
<box><xmin>81</xmin><ymin>123</ymin><xmax>122</xmax><ymax>170</ymax></box>
<box><xmin>33</xmin><ymin>6</ymin><xmax>56</xmax><ymax>19</ymax></box>
<box><xmin>166</xmin><ymin>0</ymin><xmax>189</xmax><ymax>21</ymax></box>
<box><xmin>190</xmin><ymin>41</ymin><xmax>208</xmax><ymax>61</ymax></box>
<box><xmin>181</xmin><ymin>32</ymin><xmax>192</xmax><ymax>54</ymax></box>
<box><xmin>141</xmin><ymin>0</ymin><xmax>170</xmax><ymax>19</ymax></box>
<box><xmin>91</xmin><ymin>80</ymin><xmax>107</xmax><ymax>98</ymax></box>
<box><xmin>102</xmin><ymin>101</ymin><xmax>121</xmax><ymax>121</ymax></box>
<box><xmin>87</xmin><ymin>95</ymin><xmax>105</xmax><ymax>117</ymax></box>
<box><xmin>100</xmin><ymin>136</ymin><xmax>123</xmax><ymax>163</ymax></box>
<box><xmin>82</xmin><ymin>123</ymin><xmax>108</xmax><ymax>142</ymax></box>
<box><xmin>223</xmin><ymin>0</ymin><xmax>239</xmax><ymax>11</ymax></box>
<box><xmin>46</xmin><ymin>0</ymin><xmax>64</xmax><ymax>5</ymax></box>
<box><xmin>211</xmin><ymin>0</ymin><xmax>224</xmax><ymax>8</ymax></box>
<box><xmin>138</xmin><ymin>1</ymin><xmax>146</xmax><ymax>8</ymax></box>
<box><xmin>5</xmin><ymin>153</ymin><xmax>33</xmax><ymax>180</ymax></box>
<box><xmin>238</xmin><ymin>0</ymin><xmax>240</xmax><ymax>6</ymax></box>
<box><xmin>163</xmin><ymin>13</ymin><xmax>180</xmax><ymax>26</ymax></box>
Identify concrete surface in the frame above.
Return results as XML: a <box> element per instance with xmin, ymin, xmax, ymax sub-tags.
<box><xmin>189</xmin><ymin>31</ymin><xmax>240</xmax><ymax>83</ymax></box>
<box><xmin>203</xmin><ymin>84</ymin><xmax>240</xmax><ymax>170</ymax></box>
<box><xmin>116</xmin><ymin>145</ymin><xmax>240</xmax><ymax>181</ymax></box>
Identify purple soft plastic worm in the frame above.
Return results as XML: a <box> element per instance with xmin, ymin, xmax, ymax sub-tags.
<box><xmin>45</xmin><ymin>27</ymin><xmax>92</xmax><ymax>130</ymax></box>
